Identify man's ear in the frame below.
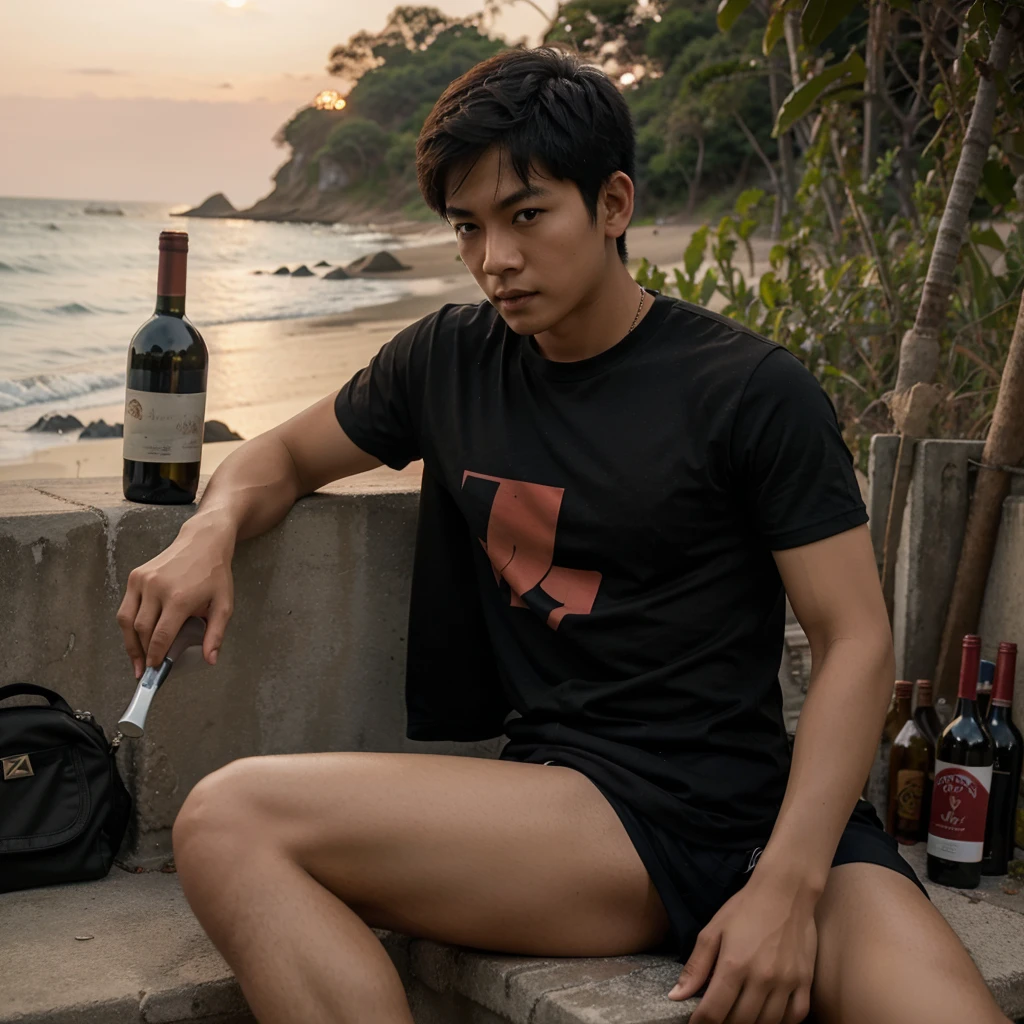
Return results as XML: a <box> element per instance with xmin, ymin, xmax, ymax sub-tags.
<box><xmin>600</xmin><ymin>171</ymin><xmax>634</xmax><ymax>240</ymax></box>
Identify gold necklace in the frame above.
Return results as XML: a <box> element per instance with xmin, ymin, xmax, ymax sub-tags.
<box><xmin>628</xmin><ymin>285</ymin><xmax>646</xmax><ymax>334</ymax></box>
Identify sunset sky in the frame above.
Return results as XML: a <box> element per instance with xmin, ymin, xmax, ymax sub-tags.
<box><xmin>0</xmin><ymin>0</ymin><xmax>546</xmax><ymax>205</ymax></box>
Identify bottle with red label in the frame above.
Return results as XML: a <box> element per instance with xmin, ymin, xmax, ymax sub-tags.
<box><xmin>981</xmin><ymin>642</ymin><xmax>1022</xmax><ymax>876</ymax></box>
<box><xmin>926</xmin><ymin>634</ymin><xmax>994</xmax><ymax>888</ymax></box>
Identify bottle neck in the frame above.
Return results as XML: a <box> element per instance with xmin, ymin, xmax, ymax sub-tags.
<box><xmin>955</xmin><ymin>695</ymin><xmax>979</xmax><ymax>720</ymax></box>
<box><xmin>989</xmin><ymin>702</ymin><xmax>1010</xmax><ymax>723</ymax></box>
<box><xmin>156</xmin><ymin>249</ymin><xmax>187</xmax><ymax>317</ymax></box>
<box><xmin>155</xmin><ymin>294</ymin><xmax>185</xmax><ymax>316</ymax></box>
<box><xmin>895</xmin><ymin>695</ymin><xmax>912</xmax><ymax>717</ymax></box>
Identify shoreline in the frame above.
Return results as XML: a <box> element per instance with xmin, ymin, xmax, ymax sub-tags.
<box><xmin>0</xmin><ymin>223</ymin><xmax>717</xmax><ymax>482</ymax></box>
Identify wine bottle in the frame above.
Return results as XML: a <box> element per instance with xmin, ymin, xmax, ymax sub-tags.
<box><xmin>926</xmin><ymin>635</ymin><xmax>994</xmax><ymax>888</ymax></box>
<box><xmin>977</xmin><ymin>658</ymin><xmax>995</xmax><ymax>721</ymax></box>
<box><xmin>866</xmin><ymin>681</ymin><xmax>913</xmax><ymax>817</ymax></box>
<box><xmin>982</xmin><ymin>642</ymin><xmax>1023</xmax><ymax>875</ymax></box>
<box><xmin>914</xmin><ymin>680</ymin><xmax>940</xmax><ymax>839</ymax></box>
<box><xmin>123</xmin><ymin>231</ymin><xmax>208</xmax><ymax>504</ymax></box>
<box><xmin>887</xmin><ymin>681</ymin><xmax>930</xmax><ymax>844</ymax></box>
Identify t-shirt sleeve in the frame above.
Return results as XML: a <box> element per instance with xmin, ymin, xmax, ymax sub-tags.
<box><xmin>333</xmin><ymin>313</ymin><xmax>434</xmax><ymax>471</ymax></box>
<box><xmin>729</xmin><ymin>345</ymin><xmax>868</xmax><ymax>550</ymax></box>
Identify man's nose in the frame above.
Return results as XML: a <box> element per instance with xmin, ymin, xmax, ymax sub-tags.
<box><xmin>481</xmin><ymin>230</ymin><xmax>523</xmax><ymax>277</ymax></box>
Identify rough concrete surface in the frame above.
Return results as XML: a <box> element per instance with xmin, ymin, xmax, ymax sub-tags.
<box><xmin>0</xmin><ymin>477</ymin><xmax>505</xmax><ymax>870</ymax></box>
<box><xmin>868</xmin><ymin>437</ymin><xmax>1024</xmax><ymax>685</ymax></box>
<box><xmin>5</xmin><ymin>861</ymin><xmax>1023</xmax><ymax>1024</ymax></box>
<box><xmin>978</xmin><ymin>496</ymin><xmax>1024</xmax><ymax>730</ymax></box>
<box><xmin>0</xmin><ymin>869</ymin><xmax>253</xmax><ymax>1024</ymax></box>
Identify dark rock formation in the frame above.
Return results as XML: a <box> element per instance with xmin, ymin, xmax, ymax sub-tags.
<box><xmin>252</xmin><ymin>270</ymin><xmax>264</xmax><ymax>275</ymax></box>
<box><xmin>273</xmin><ymin>266</ymin><xmax>291</xmax><ymax>275</ymax></box>
<box><xmin>323</xmin><ymin>267</ymin><xmax>351</xmax><ymax>280</ymax></box>
<box><xmin>291</xmin><ymin>265</ymin><xmax>315</xmax><ymax>277</ymax></box>
<box><xmin>79</xmin><ymin>419</ymin><xmax>123</xmax><ymax>439</ymax></box>
<box><xmin>26</xmin><ymin>414</ymin><xmax>84</xmax><ymax>433</ymax></box>
<box><xmin>346</xmin><ymin>250</ymin><xmax>410</xmax><ymax>273</ymax></box>
<box><xmin>314</xmin><ymin>260</ymin><xmax>332</xmax><ymax>267</ymax></box>
<box><xmin>174</xmin><ymin>193</ymin><xmax>237</xmax><ymax>218</ymax></box>
<box><xmin>203</xmin><ymin>420</ymin><xmax>244</xmax><ymax>443</ymax></box>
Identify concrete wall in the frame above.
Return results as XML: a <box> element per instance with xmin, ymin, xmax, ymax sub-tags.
<box><xmin>0</xmin><ymin>477</ymin><xmax>504</xmax><ymax>870</ymax></box>
<box><xmin>868</xmin><ymin>436</ymin><xmax>1024</xmax><ymax>727</ymax></box>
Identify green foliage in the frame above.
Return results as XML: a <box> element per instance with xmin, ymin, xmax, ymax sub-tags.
<box><xmin>280</xmin><ymin>7</ymin><xmax>503</xmax><ymax>209</ymax></box>
<box><xmin>635</xmin><ymin>129</ymin><xmax>1024</xmax><ymax>460</ymax></box>
<box><xmin>319</xmin><ymin>118</ymin><xmax>390</xmax><ymax>176</ymax></box>
<box><xmin>773</xmin><ymin>48</ymin><xmax>866</xmax><ymax>137</ymax></box>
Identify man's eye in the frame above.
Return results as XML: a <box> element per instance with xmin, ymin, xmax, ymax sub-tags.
<box><xmin>513</xmin><ymin>209</ymin><xmax>542</xmax><ymax>224</ymax></box>
<box><xmin>454</xmin><ymin>223</ymin><xmax>476</xmax><ymax>237</ymax></box>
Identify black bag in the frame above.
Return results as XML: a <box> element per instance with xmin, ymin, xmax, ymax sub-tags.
<box><xmin>0</xmin><ymin>683</ymin><xmax>132</xmax><ymax>894</ymax></box>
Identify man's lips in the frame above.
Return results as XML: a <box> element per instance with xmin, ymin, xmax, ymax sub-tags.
<box><xmin>495</xmin><ymin>291</ymin><xmax>538</xmax><ymax>309</ymax></box>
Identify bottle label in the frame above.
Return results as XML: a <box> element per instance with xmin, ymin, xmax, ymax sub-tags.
<box><xmin>926</xmin><ymin>760</ymin><xmax>993</xmax><ymax>862</ymax></box>
<box><xmin>123</xmin><ymin>388</ymin><xmax>206</xmax><ymax>463</ymax></box>
<box><xmin>896</xmin><ymin>769</ymin><xmax>924</xmax><ymax>825</ymax></box>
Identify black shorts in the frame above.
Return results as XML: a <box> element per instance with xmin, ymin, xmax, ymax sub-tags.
<box><xmin>535</xmin><ymin>758</ymin><xmax>928</xmax><ymax>962</ymax></box>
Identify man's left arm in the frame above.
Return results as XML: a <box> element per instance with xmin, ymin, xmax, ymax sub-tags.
<box><xmin>670</xmin><ymin>523</ymin><xmax>894</xmax><ymax>1024</ymax></box>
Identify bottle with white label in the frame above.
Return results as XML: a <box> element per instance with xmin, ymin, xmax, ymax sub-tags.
<box><xmin>123</xmin><ymin>230</ymin><xmax>208</xmax><ymax>504</ymax></box>
<box><xmin>926</xmin><ymin>634</ymin><xmax>994</xmax><ymax>888</ymax></box>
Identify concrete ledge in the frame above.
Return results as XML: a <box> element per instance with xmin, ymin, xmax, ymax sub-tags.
<box><xmin>3</xmin><ymin>859</ymin><xmax>1024</xmax><ymax>1024</ymax></box>
<box><xmin>0</xmin><ymin>476</ymin><xmax>505</xmax><ymax>870</ymax></box>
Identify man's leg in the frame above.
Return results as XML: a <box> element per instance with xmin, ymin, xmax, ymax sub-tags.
<box><xmin>171</xmin><ymin>751</ymin><xmax>671</xmax><ymax>1024</ymax></box>
<box><xmin>811</xmin><ymin>862</ymin><xmax>1011</xmax><ymax>1023</ymax></box>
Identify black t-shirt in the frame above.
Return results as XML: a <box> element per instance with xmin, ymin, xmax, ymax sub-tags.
<box><xmin>335</xmin><ymin>292</ymin><xmax>868</xmax><ymax>848</ymax></box>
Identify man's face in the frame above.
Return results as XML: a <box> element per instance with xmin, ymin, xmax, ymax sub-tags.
<box><xmin>444</xmin><ymin>146</ymin><xmax>610</xmax><ymax>334</ymax></box>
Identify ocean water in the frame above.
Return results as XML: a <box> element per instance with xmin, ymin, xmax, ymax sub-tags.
<box><xmin>0</xmin><ymin>196</ymin><xmax>434</xmax><ymax>462</ymax></box>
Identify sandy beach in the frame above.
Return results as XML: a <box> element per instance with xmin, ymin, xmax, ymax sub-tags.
<box><xmin>0</xmin><ymin>223</ymin><xmax>745</xmax><ymax>483</ymax></box>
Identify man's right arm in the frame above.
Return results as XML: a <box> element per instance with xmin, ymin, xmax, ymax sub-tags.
<box><xmin>116</xmin><ymin>391</ymin><xmax>382</xmax><ymax>676</ymax></box>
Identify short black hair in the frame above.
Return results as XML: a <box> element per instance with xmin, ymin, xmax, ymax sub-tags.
<box><xmin>416</xmin><ymin>47</ymin><xmax>636</xmax><ymax>263</ymax></box>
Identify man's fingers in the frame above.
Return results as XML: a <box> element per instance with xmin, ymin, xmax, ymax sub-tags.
<box><xmin>690</xmin><ymin>965</ymin><xmax>743</xmax><ymax>1024</ymax></box>
<box><xmin>202</xmin><ymin>594</ymin><xmax>233</xmax><ymax>665</ymax></box>
<box><xmin>133</xmin><ymin>597</ymin><xmax>162</xmax><ymax>668</ymax></box>
<box><xmin>751</xmin><ymin>985</ymin><xmax>791</xmax><ymax>1024</ymax></box>
<box><xmin>116</xmin><ymin>582</ymin><xmax>145</xmax><ymax>678</ymax></box>
<box><xmin>722</xmin><ymin>981</ymin><xmax>770</xmax><ymax>1024</ymax></box>
<box><xmin>146</xmin><ymin>606</ymin><xmax>188</xmax><ymax>667</ymax></box>
<box><xmin>780</xmin><ymin>987</ymin><xmax>811</xmax><ymax>1024</ymax></box>
<box><xmin>671</xmin><ymin>929</ymin><xmax>721</xmax><ymax>1000</ymax></box>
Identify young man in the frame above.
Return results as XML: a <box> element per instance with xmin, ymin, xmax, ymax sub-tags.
<box><xmin>116</xmin><ymin>48</ymin><xmax>1010</xmax><ymax>1024</ymax></box>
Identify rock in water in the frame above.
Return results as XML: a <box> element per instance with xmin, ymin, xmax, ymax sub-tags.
<box><xmin>323</xmin><ymin>267</ymin><xmax>351</xmax><ymax>280</ymax></box>
<box><xmin>79</xmin><ymin>419</ymin><xmax>123</xmax><ymax>439</ymax></box>
<box><xmin>26</xmin><ymin>414</ymin><xmax>84</xmax><ymax>433</ymax></box>
<box><xmin>273</xmin><ymin>266</ymin><xmax>291</xmax><ymax>275</ymax></box>
<box><xmin>203</xmin><ymin>420</ymin><xmax>244</xmax><ymax>443</ymax></box>
<box><xmin>354</xmin><ymin>250</ymin><xmax>411</xmax><ymax>273</ymax></box>
<box><xmin>314</xmin><ymin>260</ymin><xmax>332</xmax><ymax>268</ymax></box>
<box><xmin>291</xmin><ymin>265</ymin><xmax>315</xmax><ymax>277</ymax></box>
<box><xmin>252</xmin><ymin>270</ymin><xmax>264</xmax><ymax>275</ymax></box>
<box><xmin>174</xmin><ymin>192</ymin><xmax>237</xmax><ymax>218</ymax></box>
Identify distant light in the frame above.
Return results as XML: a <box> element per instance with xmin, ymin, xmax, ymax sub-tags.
<box><xmin>620</xmin><ymin>72</ymin><xmax>636</xmax><ymax>86</ymax></box>
<box><xmin>314</xmin><ymin>90</ymin><xmax>347</xmax><ymax>111</ymax></box>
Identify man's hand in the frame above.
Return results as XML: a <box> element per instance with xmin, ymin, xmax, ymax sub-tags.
<box><xmin>668</xmin><ymin>868</ymin><xmax>818</xmax><ymax>1024</ymax></box>
<box><xmin>116</xmin><ymin>514</ymin><xmax>236</xmax><ymax>678</ymax></box>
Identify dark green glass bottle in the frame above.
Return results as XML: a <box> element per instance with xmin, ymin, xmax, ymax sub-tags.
<box><xmin>123</xmin><ymin>231</ymin><xmax>208</xmax><ymax>504</ymax></box>
<box><xmin>982</xmin><ymin>642</ymin><xmax>1023</xmax><ymax>876</ymax></box>
<box><xmin>926</xmin><ymin>635</ymin><xmax>994</xmax><ymax>889</ymax></box>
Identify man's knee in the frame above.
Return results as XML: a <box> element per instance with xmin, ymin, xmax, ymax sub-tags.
<box><xmin>172</xmin><ymin>756</ymin><xmax>272</xmax><ymax>867</ymax></box>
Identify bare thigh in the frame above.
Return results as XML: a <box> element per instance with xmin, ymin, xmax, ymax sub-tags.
<box><xmin>812</xmin><ymin>862</ymin><xmax>1009</xmax><ymax>1024</ymax></box>
<box><xmin>172</xmin><ymin>751</ymin><xmax>672</xmax><ymax>957</ymax></box>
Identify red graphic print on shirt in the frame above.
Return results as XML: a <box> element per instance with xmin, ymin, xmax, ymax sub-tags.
<box><xmin>462</xmin><ymin>471</ymin><xmax>602</xmax><ymax>630</ymax></box>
